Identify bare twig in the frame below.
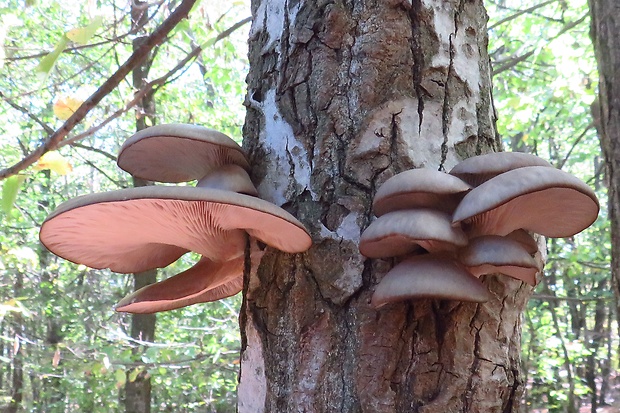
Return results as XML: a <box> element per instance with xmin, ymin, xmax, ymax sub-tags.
<box><xmin>492</xmin><ymin>13</ymin><xmax>588</xmax><ymax>76</ymax></box>
<box><xmin>0</xmin><ymin>0</ymin><xmax>198</xmax><ymax>180</ymax></box>
<box><xmin>531</xmin><ymin>294</ymin><xmax>614</xmax><ymax>303</ymax></box>
<box><xmin>55</xmin><ymin>16</ymin><xmax>251</xmax><ymax>148</ymax></box>
<box><xmin>0</xmin><ymin>91</ymin><xmax>54</xmax><ymax>135</ymax></box>
<box><xmin>488</xmin><ymin>0</ymin><xmax>557</xmax><ymax>30</ymax></box>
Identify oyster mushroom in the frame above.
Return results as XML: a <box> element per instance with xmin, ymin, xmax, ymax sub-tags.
<box><xmin>373</xmin><ymin>169</ymin><xmax>471</xmax><ymax>216</ymax></box>
<box><xmin>115</xmin><ymin>256</ymin><xmax>244</xmax><ymax>313</ymax></box>
<box><xmin>452</xmin><ymin>166</ymin><xmax>599</xmax><ymax>238</ymax></box>
<box><xmin>371</xmin><ymin>254</ymin><xmax>490</xmax><ymax>308</ymax></box>
<box><xmin>359</xmin><ymin>209</ymin><xmax>468</xmax><ymax>258</ymax></box>
<box><xmin>40</xmin><ymin>124</ymin><xmax>312</xmax><ymax>313</ymax></box>
<box><xmin>117</xmin><ymin>123</ymin><xmax>250</xmax><ymax>183</ymax></box>
<box><xmin>458</xmin><ymin>235</ymin><xmax>540</xmax><ymax>286</ymax></box>
<box><xmin>449</xmin><ymin>152</ymin><xmax>553</xmax><ymax>187</ymax></box>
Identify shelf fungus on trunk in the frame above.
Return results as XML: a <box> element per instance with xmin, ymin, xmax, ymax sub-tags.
<box><xmin>39</xmin><ymin>124</ymin><xmax>312</xmax><ymax>314</ymax></box>
<box><xmin>361</xmin><ymin>151</ymin><xmax>599</xmax><ymax>308</ymax></box>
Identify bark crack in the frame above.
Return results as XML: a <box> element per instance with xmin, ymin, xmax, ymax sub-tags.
<box><xmin>439</xmin><ymin>32</ymin><xmax>456</xmax><ymax>172</ymax></box>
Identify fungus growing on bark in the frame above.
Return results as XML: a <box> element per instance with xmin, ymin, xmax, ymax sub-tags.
<box><xmin>452</xmin><ymin>166</ymin><xmax>600</xmax><ymax>238</ymax></box>
<box><xmin>458</xmin><ymin>235</ymin><xmax>540</xmax><ymax>286</ymax></box>
<box><xmin>448</xmin><ymin>151</ymin><xmax>553</xmax><ymax>186</ymax></box>
<box><xmin>40</xmin><ymin>124</ymin><xmax>312</xmax><ymax>313</ymax></box>
<box><xmin>373</xmin><ymin>168</ymin><xmax>471</xmax><ymax>215</ymax></box>
<box><xmin>117</xmin><ymin>123</ymin><xmax>250</xmax><ymax>183</ymax></box>
<box><xmin>362</xmin><ymin>153</ymin><xmax>599</xmax><ymax>308</ymax></box>
<box><xmin>115</xmin><ymin>256</ymin><xmax>244</xmax><ymax>313</ymax></box>
<box><xmin>371</xmin><ymin>254</ymin><xmax>490</xmax><ymax>308</ymax></box>
<box><xmin>359</xmin><ymin>209</ymin><xmax>467</xmax><ymax>258</ymax></box>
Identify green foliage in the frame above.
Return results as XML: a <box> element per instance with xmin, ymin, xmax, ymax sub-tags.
<box><xmin>0</xmin><ymin>0</ymin><xmax>250</xmax><ymax>411</ymax></box>
<box><xmin>488</xmin><ymin>0</ymin><xmax>615</xmax><ymax>411</ymax></box>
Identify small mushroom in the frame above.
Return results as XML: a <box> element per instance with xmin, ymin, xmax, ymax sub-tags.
<box><xmin>371</xmin><ymin>254</ymin><xmax>490</xmax><ymax>308</ymax></box>
<box><xmin>359</xmin><ymin>209</ymin><xmax>468</xmax><ymax>258</ymax></box>
<box><xmin>117</xmin><ymin>123</ymin><xmax>250</xmax><ymax>183</ymax></box>
<box><xmin>458</xmin><ymin>235</ymin><xmax>540</xmax><ymax>286</ymax></box>
<box><xmin>452</xmin><ymin>166</ymin><xmax>599</xmax><ymax>238</ymax></box>
<box><xmin>373</xmin><ymin>169</ymin><xmax>471</xmax><ymax>216</ymax></box>
<box><xmin>449</xmin><ymin>152</ymin><xmax>553</xmax><ymax>187</ymax></box>
<box><xmin>115</xmin><ymin>256</ymin><xmax>243</xmax><ymax>313</ymax></box>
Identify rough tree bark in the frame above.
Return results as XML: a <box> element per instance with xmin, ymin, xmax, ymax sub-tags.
<box><xmin>589</xmin><ymin>0</ymin><xmax>620</xmax><ymax>356</ymax></box>
<box><xmin>238</xmin><ymin>0</ymin><xmax>532</xmax><ymax>411</ymax></box>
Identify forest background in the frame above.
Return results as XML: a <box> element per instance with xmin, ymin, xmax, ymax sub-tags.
<box><xmin>0</xmin><ymin>0</ymin><xmax>612</xmax><ymax>412</ymax></box>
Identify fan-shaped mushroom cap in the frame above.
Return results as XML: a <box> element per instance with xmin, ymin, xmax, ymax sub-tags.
<box><xmin>373</xmin><ymin>169</ymin><xmax>471</xmax><ymax>216</ymax></box>
<box><xmin>449</xmin><ymin>152</ymin><xmax>553</xmax><ymax>186</ymax></box>
<box><xmin>115</xmin><ymin>256</ymin><xmax>243</xmax><ymax>314</ymax></box>
<box><xmin>39</xmin><ymin>186</ymin><xmax>312</xmax><ymax>274</ymax></box>
<box><xmin>359</xmin><ymin>209</ymin><xmax>468</xmax><ymax>258</ymax></box>
<box><xmin>371</xmin><ymin>254</ymin><xmax>490</xmax><ymax>308</ymax></box>
<box><xmin>458</xmin><ymin>235</ymin><xmax>540</xmax><ymax>285</ymax></box>
<box><xmin>452</xmin><ymin>166</ymin><xmax>599</xmax><ymax>238</ymax></box>
<box><xmin>117</xmin><ymin>124</ymin><xmax>250</xmax><ymax>183</ymax></box>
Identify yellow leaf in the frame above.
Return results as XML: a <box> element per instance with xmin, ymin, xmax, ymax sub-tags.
<box><xmin>53</xmin><ymin>95</ymin><xmax>83</xmax><ymax>120</ymax></box>
<box><xmin>35</xmin><ymin>152</ymin><xmax>72</xmax><ymax>175</ymax></box>
<box><xmin>66</xmin><ymin>16</ymin><xmax>103</xmax><ymax>45</ymax></box>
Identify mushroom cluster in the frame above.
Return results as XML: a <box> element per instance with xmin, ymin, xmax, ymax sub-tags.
<box><xmin>360</xmin><ymin>152</ymin><xmax>599</xmax><ymax>308</ymax></box>
<box><xmin>39</xmin><ymin>124</ymin><xmax>312</xmax><ymax>313</ymax></box>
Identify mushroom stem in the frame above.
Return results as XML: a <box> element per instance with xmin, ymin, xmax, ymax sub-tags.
<box><xmin>115</xmin><ymin>256</ymin><xmax>243</xmax><ymax>313</ymax></box>
<box><xmin>196</xmin><ymin>164</ymin><xmax>258</xmax><ymax>196</ymax></box>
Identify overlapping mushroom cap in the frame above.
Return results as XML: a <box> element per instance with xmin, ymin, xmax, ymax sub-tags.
<box><xmin>117</xmin><ymin>123</ymin><xmax>250</xmax><ymax>183</ymax></box>
<box><xmin>40</xmin><ymin>124</ymin><xmax>312</xmax><ymax>314</ymax></box>
<box><xmin>362</xmin><ymin>152</ymin><xmax>599</xmax><ymax>308</ymax></box>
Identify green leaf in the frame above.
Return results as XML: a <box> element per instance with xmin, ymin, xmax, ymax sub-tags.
<box><xmin>128</xmin><ymin>368</ymin><xmax>140</xmax><ymax>382</ymax></box>
<box><xmin>2</xmin><ymin>175</ymin><xmax>26</xmax><ymax>214</ymax></box>
<box><xmin>114</xmin><ymin>368</ymin><xmax>126</xmax><ymax>388</ymax></box>
<box><xmin>66</xmin><ymin>16</ymin><xmax>103</xmax><ymax>45</ymax></box>
<box><xmin>36</xmin><ymin>35</ymin><xmax>69</xmax><ymax>78</ymax></box>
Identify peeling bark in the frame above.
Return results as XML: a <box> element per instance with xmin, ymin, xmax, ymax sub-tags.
<box><xmin>240</xmin><ymin>1</ymin><xmax>528</xmax><ymax>411</ymax></box>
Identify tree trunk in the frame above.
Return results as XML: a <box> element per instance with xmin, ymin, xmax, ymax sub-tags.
<box><xmin>589</xmin><ymin>0</ymin><xmax>620</xmax><ymax>363</ymax></box>
<box><xmin>124</xmin><ymin>3</ymin><xmax>157</xmax><ymax>412</ymax></box>
<box><xmin>238</xmin><ymin>1</ymin><xmax>532</xmax><ymax>411</ymax></box>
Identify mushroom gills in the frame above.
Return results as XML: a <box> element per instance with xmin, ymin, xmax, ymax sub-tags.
<box><xmin>452</xmin><ymin>166</ymin><xmax>599</xmax><ymax>238</ymax></box>
<box><xmin>115</xmin><ymin>256</ymin><xmax>243</xmax><ymax>313</ymax></box>
<box><xmin>458</xmin><ymin>235</ymin><xmax>540</xmax><ymax>286</ymax></box>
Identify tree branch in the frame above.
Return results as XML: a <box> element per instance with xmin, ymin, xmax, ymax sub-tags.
<box><xmin>55</xmin><ymin>16</ymin><xmax>250</xmax><ymax>150</ymax></box>
<box><xmin>488</xmin><ymin>0</ymin><xmax>557</xmax><ymax>30</ymax></box>
<box><xmin>0</xmin><ymin>0</ymin><xmax>198</xmax><ymax>180</ymax></box>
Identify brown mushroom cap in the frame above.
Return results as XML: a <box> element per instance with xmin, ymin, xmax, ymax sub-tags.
<box><xmin>449</xmin><ymin>152</ymin><xmax>553</xmax><ymax>187</ymax></box>
<box><xmin>452</xmin><ymin>166</ymin><xmax>599</xmax><ymax>238</ymax></box>
<box><xmin>115</xmin><ymin>256</ymin><xmax>243</xmax><ymax>314</ymax></box>
<box><xmin>359</xmin><ymin>209</ymin><xmax>468</xmax><ymax>258</ymax></box>
<box><xmin>117</xmin><ymin>124</ymin><xmax>250</xmax><ymax>183</ymax></box>
<box><xmin>39</xmin><ymin>186</ymin><xmax>312</xmax><ymax>274</ymax></box>
<box><xmin>371</xmin><ymin>254</ymin><xmax>490</xmax><ymax>308</ymax></box>
<box><xmin>458</xmin><ymin>235</ymin><xmax>540</xmax><ymax>285</ymax></box>
<box><xmin>373</xmin><ymin>169</ymin><xmax>471</xmax><ymax>216</ymax></box>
